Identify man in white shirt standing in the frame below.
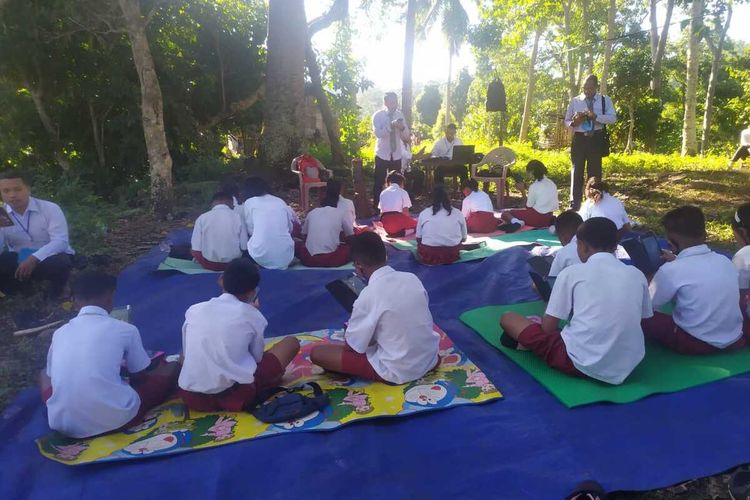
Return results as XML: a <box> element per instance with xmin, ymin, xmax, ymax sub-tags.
<box><xmin>431</xmin><ymin>123</ymin><xmax>466</xmax><ymax>185</ymax></box>
<box><xmin>0</xmin><ymin>170</ymin><xmax>75</xmax><ymax>296</ymax></box>
<box><xmin>564</xmin><ymin>75</ymin><xmax>617</xmax><ymax>210</ymax></box>
<box><xmin>372</xmin><ymin>92</ymin><xmax>410</xmax><ymax>209</ymax></box>
<box><xmin>190</xmin><ymin>192</ymin><xmax>248</xmax><ymax>271</ymax></box>
<box><xmin>729</xmin><ymin>125</ymin><xmax>750</xmax><ymax>168</ymax></box>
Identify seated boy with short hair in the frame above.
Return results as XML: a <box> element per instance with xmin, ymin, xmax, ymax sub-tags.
<box><xmin>501</xmin><ymin>217</ymin><xmax>652</xmax><ymax>384</ymax></box>
<box><xmin>178</xmin><ymin>258</ymin><xmax>300</xmax><ymax>411</ymax></box>
<box><xmin>461</xmin><ymin>179</ymin><xmax>496</xmax><ymax>233</ymax></box>
<box><xmin>42</xmin><ymin>271</ymin><xmax>180</xmax><ymax>438</ymax></box>
<box><xmin>190</xmin><ymin>191</ymin><xmax>248</xmax><ymax>271</ymax></box>
<box><xmin>310</xmin><ymin>232</ymin><xmax>440</xmax><ymax>384</ymax></box>
<box><xmin>644</xmin><ymin>205</ymin><xmax>747</xmax><ymax>354</ymax></box>
<box><xmin>548</xmin><ymin>210</ymin><xmax>584</xmax><ymax>279</ymax></box>
<box><xmin>378</xmin><ymin>171</ymin><xmax>417</xmax><ymax>237</ymax></box>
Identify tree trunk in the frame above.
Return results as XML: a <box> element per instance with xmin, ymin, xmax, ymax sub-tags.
<box><xmin>700</xmin><ymin>6</ymin><xmax>732</xmax><ymax>156</ymax></box>
<box><xmin>305</xmin><ymin>42</ymin><xmax>347</xmax><ymax>166</ymax></box>
<box><xmin>262</xmin><ymin>0</ymin><xmax>307</xmax><ymax>170</ymax></box>
<box><xmin>26</xmin><ymin>83</ymin><xmax>71</xmax><ymax>171</ymax></box>
<box><xmin>88</xmin><ymin>100</ymin><xmax>106</xmax><ymax>168</ymax></box>
<box><xmin>401</xmin><ymin>0</ymin><xmax>417</xmax><ymax>127</ymax></box>
<box><xmin>118</xmin><ymin>0</ymin><xmax>174</xmax><ymax>215</ymax></box>
<box><xmin>214</xmin><ymin>30</ymin><xmax>226</xmax><ymax>113</ymax></box>
<box><xmin>581</xmin><ymin>0</ymin><xmax>593</xmax><ymax>74</ymax></box>
<box><xmin>650</xmin><ymin>0</ymin><xmax>675</xmax><ymax>98</ymax></box>
<box><xmin>444</xmin><ymin>50</ymin><xmax>453</xmax><ymax>126</ymax></box>
<box><xmin>519</xmin><ymin>28</ymin><xmax>542</xmax><ymax>143</ymax></box>
<box><xmin>625</xmin><ymin>103</ymin><xmax>635</xmax><ymax>154</ymax></box>
<box><xmin>562</xmin><ymin>0</ymin><xmax>577</xmax><ymax>100</ymax></box>
<box><xmin>681</xmin><ymin>0</ymin><xmax>703</xmax><ymax>157</ymax></box>
<box><xmin>600</xmin><ymin>0</ymin><xmax>616</xmax><ymax>95</ymax></box>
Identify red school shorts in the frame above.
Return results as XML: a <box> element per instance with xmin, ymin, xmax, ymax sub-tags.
<box><xmin>179</xmin><ymin>352</ymin><xmax>284</xmax><ymax>412</ymax></box>
<box><xmin>416</xmin><ymin>243</ymin><xmax>460</xmax><ymax>265</ymax></box>
<box><xmin>339</xmin><ymin>344</ymin><xmax>441</xmax><ymax>382</ymax></box>
<box><xmin>191</xmin><ymin>250</ymin><xmax>229</xmax><ymax>272</ymax></box>
<box><xmin>642</xmin><ymin>312</ymin><xmax>748</xmax><ymax>355</ymax></box>
<box><xmin>466</xmin><ymin>211</ymin><xmax>498</xmax><ymax>233</ymax></box>
<box><xmin>509</xmin><ymin>208</ymin><xmax>554</xmax><ymax>228</ymax></box>
<box><xmin>517</xmin><ymin>323</ymin><xmax>585</xmax><ymax>377</ymax></box>
<box><xmin>380</xmin><ymin>212</ymin><xmax>417</xmax><ymax>236</ymax></box>
<box><xmin>295</xmin><ymin>242</ymin><xmax>351</xmax><ymax>268</ymax></box>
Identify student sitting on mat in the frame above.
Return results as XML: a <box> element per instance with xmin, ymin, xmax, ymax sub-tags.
<box><xmin>461</xmin><ymin>179</ymin><xmax>496</xmax><ymax>233</ymax></box>
<box><xmin>732</xmin><ymin>202</ymin><xmax>750</xmax><ymax>318</ymax></box>
<box><xmin>578</xmin><ymin>177</ymin><xmax>632</xmax><ymax>239</ymax></box>
<box><xmin>242</xmin><ymin>177</ymin><xmax>296</xmax><ymax>270</ymax></box>
<box><xmin>296</xmin><ymin>185</ymin><xmax>353</xmax><ymax>268</ymax></box>
<box><xmin>190</xmin><ymin>191</ymin><xmax>248</xmax><ymax>271</ymax></box>
<box><xmin>378</xmin><ymin>171</ymin><xmax>417</xmax><ymax>237</ymax></box>
<box><xmin>644</xmin><ymin>205</ymin><xmax>748</xmax><ymax>354</ymax></box>
<box><xmin>326</xmin><ymin>179</ymin><xmax>356</xmax><ymax>234</ymax></box>
<box><xmin>498</xmin><ymin>160</ymin><xmax>559</xmax><ymax>233</ymax></box>
<box><xmin>42</xmin><ymin>271</ymin><xmax>180</xmax><ymax>438</ymax></box>
<box><xmin>310</xmin><ymin>232</ymin><xmax>440</xmax><ymax>384</ymax></box>
<box><xmin>179</xmin><ymin>258</ymin><xmax>300</xmax><ymax>412</ymax></box>
<box><xmin>500</xmin><ymin>217</ymin><xmax>652</xmax><ymax>384</ymax></box>
<box><xmin>416</xmin><ymin>185</ymin><xmax>468</xmax><ymax>265</ymax></box>
<box><xmin>548</xmin><ymin>210</ymin><xmax>584</xmax><ymax>279</ymax></box>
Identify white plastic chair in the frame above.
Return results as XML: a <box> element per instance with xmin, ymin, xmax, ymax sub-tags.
<box><xmin>471</xmin><ymin>147</ymin><xmax>516</xmax><ymax>209</ymax></box>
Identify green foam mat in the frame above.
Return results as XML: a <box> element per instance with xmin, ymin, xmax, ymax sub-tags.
<box><xmin>460</xmin><ymin>301</ymin><xmax>750</xmax><ymax>407</ymax></box>
<box><xmin>156</xmin><ymin>256</ymin><xmax>354</xmax><ymax>273</ymax></box>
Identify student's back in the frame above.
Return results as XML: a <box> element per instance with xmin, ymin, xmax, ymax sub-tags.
<box><xmin>243</xmin><ymin>194</ymin><xmax>294</xmax><ymax>269</ymax></box>
<box><xmin>461</xmin><ymin>189</ymin><xmax>493</xmax><ymax>217</ymax></box>
<box><xmin>192</xmin><ymin>204</ymin><xmax>245</xmax><ymax>263</ymax></box>
<box><xmin>734</xmin><ymin>245</ymin><xmax>750</xmax><ymax>290</ymax></box>
<box><xmin>337</xmin><ymin>195</ymin><xmax>356</xmax><ymax>229</ymax></box>
<box><xmin>417</xmin><ymin>206</ymin><xmax>467</xmax><ymax>247</ymax></box>
<box><xmin>580</xmin><ymin>192</ymin><xmax>630</xmax><ymax>230</ymax></box>
<box><xmin>303</xmin><ymin>206</ymin><xmax>349</xmax><ymax>255</ymax></box>
<box><xmin>46</xmin><ymin>307</ymin><xmax>151</xmax><ymax>438</ymax></box>
<box><xmin>378</xmin><ymin>184</ymin><xmax>411</xmax><ymax>213</ymax></box>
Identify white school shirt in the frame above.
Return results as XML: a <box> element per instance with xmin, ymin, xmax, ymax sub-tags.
<box><xmin>526</xmin><ymin>176</ymin><xmax>559</xmax><ymax>214</ymax></box>
<box><xmin>564</xmin><ymin>93</ymin><xmax>617</xmax><ymax>133</ymax></box>
<box><xmin>546</xmin><ymin>252</ymin><xmax>652</xmax><ymax>385</ymax></box>
<box><xmin>416</xmin><ymin>207</ymin><xmax>467</xmax><ymax>247</ymax></box>
<box><xmin>461</xmin><ymin>190</ymin><xmax>494</xmax><ymax>218</ymax></box>
<box><xmin>741</xmin><ymin>127</ymin><xmax>750</xmax><ymax>147</ymax></box>
<box><xmin>549</xmin><ymin>236</ymin><xmax>581</xmax><ymax>278</ymax></box>
<box><xmin>302</xmin><ymin>206</ymin><xmax>352</xmax><ymax>255</ymax></box>
<box><xmin>45</xmin><ymin>306</ymin><xmax>152</xmax><ymax>438</ymax></box>
<box><xmin>0</xmin><ymin>197</ymin><xmax>75</xmax><ymax>261</ymax></box>
<box><xmin>650</xmin><ymin>244</ymin><xmax>743</xmax><ymax>347</ymax></box>
<box><xmin>337</xmin><ymin>195</ymin><xmax>356</xmax><ymax>230</ymax></box>
<box><xmin>579</xmin><ymin>192</ymin><xmax>631</xmax><ymax>230</ymax></box>
<box><xmin>431</xmin><ymin>136</ymin><xmax>464</xmax><ymax>159</ymax></box>
<box><xmin>179</xmin><ymin>293</ymin><xmax>267</xmax><ymax>394</ymax></box>
<box><xmin>242</xmin><ymin>194</ymin><xmax>295</xmax><ymax>270</ymax></box>
<box><xmin>191</xmin><ymin>204</ymin><xmax>247</xmax><ymax>263</ymax></box>
<box><xmin>372</xmin><ymin>108</ymin><xmax>410</xmax><ymax>161</ymax></box>
<box><xmin>733</xmin><ymin>245</ymin><xmax>750</xmax><ymax>289</ymax></box>
<box><xmin>345</xmin><ymin>266</ymin><xmax>440</xmax><ymax>384</ymax></box>
<box><xmin>378</xmin><ymin>183</ymin><xmax>412</xmax><ymax>213</ymax></box>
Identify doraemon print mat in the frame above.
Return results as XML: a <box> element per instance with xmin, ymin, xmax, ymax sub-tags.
<box><xmin>36</xmin><ymin>327</ymin><xmax>500</xmax><ymax>465</ymax></box>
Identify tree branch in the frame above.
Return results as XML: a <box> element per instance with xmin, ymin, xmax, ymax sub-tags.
<box><xmin>203</xmin><ymin>84</ymin><xmax>265</xmax><ymax>128</ymax></box>
<box><xmin>307</xmin><ymin>0</ymin><xmax>348</xmax><ymax>36</ymax></box>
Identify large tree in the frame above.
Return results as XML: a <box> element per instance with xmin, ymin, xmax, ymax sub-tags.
<box><xmin>649</xmin><ymin>0</ymin><xmax>675</xmax><ymax>98</ymax></box>
<box><xmin>700</xmin><ymin>0</ymin><xmax>733</xmax><ymax>155</ymax></box>
<box><xmin>681</xmin><ymin>0</ymin><xmax>704</xmax><ymax>157</ymax></box>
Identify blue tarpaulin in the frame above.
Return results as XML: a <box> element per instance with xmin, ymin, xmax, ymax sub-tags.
<box><xmin>1</xmin><ymin>229</ymin><xmax>748</xmax><ymax>499</ymax></box>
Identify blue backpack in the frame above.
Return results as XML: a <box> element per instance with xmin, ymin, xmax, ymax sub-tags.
<box><xmin>251</xmin><ymin>382</ymin><xmax>329</xmax><ymax>423</ymax></box>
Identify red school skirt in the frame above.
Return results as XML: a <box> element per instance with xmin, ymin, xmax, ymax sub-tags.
<box><xmin>509</xmin><ymin>208</ymin><xmax>554</xmax><ymax>228</ymax></box>
<box><xmin>295</xmin><ymin>242</ymin><xmax>351</xmax><ymax>267</ymax></box>
<box><xmin>466</xmin><ymin>211</ymin><xmax>498</xmax><ymax>233</ymax></box>
<box><xmin>417</xmin><ymin>243</ymin><xmax>461</xmax><ymax>265</ymax></box>
<box><xmin>380</xmin><ymin>212</ymin><xmax>417</xmax><ymax>236</ymax></box>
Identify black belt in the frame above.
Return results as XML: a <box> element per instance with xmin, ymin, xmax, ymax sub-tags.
<box><xmin>574</xmin><ymin>130</ymin><xmax>603</xmax><ymax>136</ymax></box>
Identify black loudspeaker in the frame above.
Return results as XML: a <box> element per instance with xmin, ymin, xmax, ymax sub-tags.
<box><xmin>486</xmin><ymin>79</ymin><xmax>507</xmax><ymax>113</ymax></box>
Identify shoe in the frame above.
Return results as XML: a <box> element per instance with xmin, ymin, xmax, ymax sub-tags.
<box><xmin>729</xmin><ymin>466</ymin><xmax>750</xmax><ymax>500</ymax></box>
<box><xmin>500</xmin><ymin>333</ymin><xmax>519</xmax><ymax>349</ymax></box>
<box><xmin>498</xmin><ymin>222</ymin><xmax>522</xmax><ymax>233</ymax></box>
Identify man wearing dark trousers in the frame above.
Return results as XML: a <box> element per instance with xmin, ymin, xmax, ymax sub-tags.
<box><xmin>564</xmin><ymin>75</ymin><xmax>616</xmax><ymax>210</ymax></box>
<box><xmin>371</xmin><ymin>92</ymin><xmax>410</xmax><ymax>210</ymax></box>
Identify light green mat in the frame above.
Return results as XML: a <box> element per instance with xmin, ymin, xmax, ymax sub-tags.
<box><xmin>389</xmin><ymin>229</ymin><xmax>560</xmax><ymax>263</ymax></box>
<box><xmin>156</xmin><ymin>256</ymin><xmax>354</xmax><ymax>273</ymax></box>
<box><xmin>459</xmin><ymin>301</ymin><xmax>750</xmax><ymax>408</ymax></box>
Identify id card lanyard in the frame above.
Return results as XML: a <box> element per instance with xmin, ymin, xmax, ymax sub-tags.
<box><xmin>11</xmin><ymin>210</ymin><xmax>32</xmax><ymax>241</ymax></box>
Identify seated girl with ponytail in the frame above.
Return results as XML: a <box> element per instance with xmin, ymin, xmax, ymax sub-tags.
<box><xmin>415</xmin><ymin>185</ymin><xmax>468</xmax><ymax>265</ymax></box>
<box><xmin>378</xmin><ymin>171</ymin><xmax>417</xmax><ymax>237</ymax></box>
<box><xmin>498</xmin><ymin>160</ymin><xmax>559</xmax><ymax>233</ymax></box>
<box><xmin>296</xmin><ymin>182</ymin><xmax>353</xmax><ymax>268</ymax></box>
<box><xmin>578</xmin><ymin>177</ymin><xmax>632</xmax><ymax>239</ymax></box>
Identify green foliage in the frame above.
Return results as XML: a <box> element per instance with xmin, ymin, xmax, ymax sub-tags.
<box><xmin>452</xmin><ymin>68</ymin><xmax>473</xmax><ymax>125</ymax></box>
<box><xmin>415</xmin><ymin>83</ymin><xmax>442</xmax><ymax>126</ymax></box>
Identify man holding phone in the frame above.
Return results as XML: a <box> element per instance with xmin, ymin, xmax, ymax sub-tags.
<box><xmin>371</xmin><ymin>92</ymin><xmax>410</xmax><ymax>210</ymax></box>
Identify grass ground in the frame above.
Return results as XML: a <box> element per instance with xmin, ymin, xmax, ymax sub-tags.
<box><xmin>0</xmin><ymin>150</ymin><xmax>748</xmax><ymax>499</ymax></box>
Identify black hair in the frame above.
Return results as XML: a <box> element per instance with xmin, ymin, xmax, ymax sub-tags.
<box><xmin>244</xmin><ymin>177</ymin><xmax>271</xmax><ymax>199</ymax></box>
<box><xmin>386</xmin><ymin>171</ymin><xmax>405</xmax><ymax>185</ymax></box>
<box><xmin>384</xmin><ymin>92</ymin><xmax>397</xmax><ymax>100</ymax></box>
<box><xmin>661</xmin><ymin>205</ymin><xmax>706</xmax><ymax>240</ymax></box>
<box><xmin>585</xmin><ymin>177</ymin><xmax>608</xmax><ymax>203</ymax></box>
<box><xmin>72</xmin><ymin>271</ymin><xmax>117</xmax><ymax>301</ymax></box>
<box><xmin>446</xmin><ymin>123</ymin><xmax>457</xmax><ymax>130</ymax></box>
<box><xmin>576</xmin><ymin>217</ymin><xmax>617</xmax><ymax>252</ymax></box>
<box><xmin>585</xmin><ymin>74</ymin><xmax>599</xmax><ymax>86</ymax></box>
<box><xmin>219</xmin><ymin>178</ymin><xmax>241</xmax><ymax>200</ymax></box>
<box><xmin>212</xmin><ymin>191</ymin><xmax>233</xmax><ymax>204</ymax></box>
<box><xmin>321</xmin><ymin>180</ymin><xmax>340</xmax><ymax>208</ymax></box>
<box><xmin>555</xmin><ymin>210</ymin><xmax>583</xmax><ymax>235</ymax></box>
<box><xmin>222</xmin><ymin>258</ymin><xmax>260</xmax><ymax>296</ymax></box>
<box><xmin>349</xmin><ymin>232</ymin><xmax>386</xmax><ymax>267</ymax></box>
<box><xmin>525</xmin><ymin>160</ymin><xmax>547</xmax><ymax>181</ymax></box>
<box><xmin>732</xmin><ymin>202</ymin><xmax>750</xmax><ymax>231</ymax></box>
<box><xmin>462</xmin><ymin>178</ymin><xmax>479</xmax><ymax>192</ymax></box>
<box><xmin>431</xmin><ymin>185</ymin><xmax>453</xmax><ymax>215</ymax></box>
<box><xmin>0</xmin><ymin>170</ymin><xmax>29</xmax><ymax>184</ymax></box>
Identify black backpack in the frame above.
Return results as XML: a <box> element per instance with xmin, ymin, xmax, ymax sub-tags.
<box><xmin>251</xmin><ymin>382</ymin><xmax>330</xmax><ymax>424</ymax></box>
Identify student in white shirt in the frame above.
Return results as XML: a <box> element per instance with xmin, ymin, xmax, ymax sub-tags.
<box><xmin>378</xmin><ymin>171</ymin><xmax>417</xmax><ymax>236</ymax></box>
<box><xmin>548</xmin><ymin>210</ymin><xmax>584</xmax><ymax>279</ymax></box>
<box><xmin>501</xmin><ymin>218</ymin><xmax>651</xmax><ymax>384</ymax></box>
<box><xmin>578</xmin><ymin>177</ymin><xmax>632</xmax><ymax>238</ymax></box>
<box><xmin>179</xmin><ymin>259</ymin><xmax>300</xmax><ymax>412</ymax></box>
<box><xmin>416</xmin><ymin>185</ymin><xmax>468</xmax><ymax>265</ymax></box>
<box><xmin>732</xmin><ymin>203</ymin><xmax>750</xmax><ymax>326</ymax></box>
<box><xmin>310</xmin><ymin>232</ymin><xmax>440</xmax><ymax>384</ymax></box>
<box><xmin>499</xmin><ymin>160</ymin><xmax>559</xmax><ymax>232</ymax></box>
<box><xmin>645</xmin><ymin>206</ymin><xmax>748</xmax><ymax>354</ymax></box>
<box><xmin>42</xmin><ymin>271</ymin><xmax>180</xmax><ymax>438</ymax></box>
<box><xmin>190</xmin><ymin>192</ymin><xmax>248</xmax><ymax>271</ymax></box>
<box><xmin>0</xmin><ymin>170</ymin><xmax>75</xmax><ymax>296</ymax></box>
<box><xmin>461</xmin><ymin>179</ymin><xmax>497</xmax><ymax>233</ymax></box>
<box><xmin>296</xmin><ymin>184</ymin><xmax>353</xmax><ymax>267</ymax></box>
<box><xmin>242</xmin><ymin>177</ymin><xmax>296</xmax><ymax>270</ymax></box>
<box><xmin>431</xmin><ymin>123</ymin><xmax>467</xmax><ymax>185</ymax></box>
<box><xmin>325</xmin><ymin>179</ymin><xmax>360</xmax><ymax>234</ymax></box>
<box><xmin>729</xmin><ymin>125</ymin><xmax>750</xmax><ymax>168</ymax></box>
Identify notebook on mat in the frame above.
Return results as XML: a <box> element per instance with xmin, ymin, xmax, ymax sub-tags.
<box><xmin>621</xmin><ymin>234</ymin><xmax>663</xmax><ymax>276</ymax></box>
<box><xmin>326</xmin><ymin>274</ymin><xmax>367</xmax><ymax>313</ymax></box>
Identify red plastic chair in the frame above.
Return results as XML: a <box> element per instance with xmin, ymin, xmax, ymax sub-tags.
<box><xmin>291</xmin><ymin>154</ymin><xmax>333</xmax><ymax>210</ymax></box>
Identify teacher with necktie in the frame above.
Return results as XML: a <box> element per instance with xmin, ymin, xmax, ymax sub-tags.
<box><xmin>371</xmin><ymin>92</ymin><xmax>410</xmax><ymax>209</ymax></box>
<box><xmin>564</xmin><ymin>75</ymin><xmax>617</xmax><ymax>210</ymax></box>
